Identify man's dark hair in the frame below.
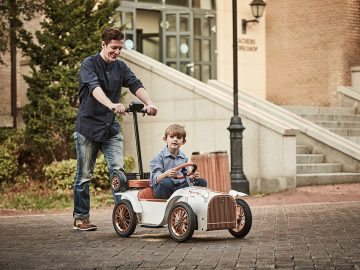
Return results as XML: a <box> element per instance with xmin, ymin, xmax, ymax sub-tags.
<box><xmin>102</xmin><ymin>28</ymin><xmax>124</xmax><ymax>45</ymax></box>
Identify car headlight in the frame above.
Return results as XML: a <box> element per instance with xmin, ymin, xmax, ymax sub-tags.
<box><xmin>201</xmin><ymin>192</ymin><xmax>209</xmax><ymax>200</ymax></box>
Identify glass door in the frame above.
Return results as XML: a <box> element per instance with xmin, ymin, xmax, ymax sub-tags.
<box><xmin>162</xmin><ymin>11</ymin><xmax>194</xmax><ymax>76</ymax></box>
<box><xmin>193</xmin><ymin>12</ymin><xmax>216</xmax><ymax>82</ymax></box>
<box><xmin>115</xmin><ymin>7</ymin><xmax>137</xmax><ymax>50</ymax></box>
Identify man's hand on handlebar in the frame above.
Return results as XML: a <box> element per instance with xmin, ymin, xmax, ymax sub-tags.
<box><xmin>111</xmin><ymin>102</ymin><xmax>158</xmax><ymax>116</ymax></box>
<box><xmin>145</xmin><ymin>104</ymin><xmax>158</xmax><ymax>116</ymax></box>
<box><xmin>111</xmin><ymin>103</ymin><xmax>126</xmax><ymax>115</ymax></box>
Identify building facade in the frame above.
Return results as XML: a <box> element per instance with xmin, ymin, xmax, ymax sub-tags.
<box><xmin>1</xmin><ymin>0</ymin><xmax>360</xmax><ymax>127</ymax></box>
<box><xmin>266</xmin><ymin>0</ymin><xmax>360</xmax><ymax>106</ymax></box>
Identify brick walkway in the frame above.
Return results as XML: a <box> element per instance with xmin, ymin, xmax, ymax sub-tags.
<box><xmin>1</xmin><ymin>199</ymin><xmax>359</xmax><ymax>269</ymax></box>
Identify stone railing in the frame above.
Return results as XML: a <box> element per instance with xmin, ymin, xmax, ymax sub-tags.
<box><xmin>337</xmin><ymin>85</ymin><xmax>360</xmax><ymax>113</ymax></box>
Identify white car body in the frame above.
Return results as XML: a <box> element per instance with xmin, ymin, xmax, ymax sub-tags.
<box><xmin>115</xmin><ymin>186</ymin><xmax>248</xmax><ymax>232</ymax></box>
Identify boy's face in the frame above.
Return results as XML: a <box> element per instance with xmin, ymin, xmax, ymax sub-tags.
<box><xmin>164</xmin><ymin>134</ymin><xmax>185</xmax><ymax>152</ymax></box>
<box><xmin>101</xmin><ymin>39</ymin><xmax>124</xmax><ymax>62</ymax></box>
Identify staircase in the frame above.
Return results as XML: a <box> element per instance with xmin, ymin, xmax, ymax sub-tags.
<box><xmin>284</xmin><ymin>106</ymin><xmax>360</xmax><ymax>185</ymax></box>
<box><xmin>285</xmin><ymin>106</ymin><xmax>360</xmax><ymax>144</ymax></box>
<box><xmin>296</xmin><ymin>144</ymin><xmax>360</xmax><ymax>186</ymax></box>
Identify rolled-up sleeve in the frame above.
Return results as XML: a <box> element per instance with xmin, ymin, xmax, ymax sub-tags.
<box><xmin>80</xmin><ymin>58</ymin><xmax>100</xmax><ymax>95</ymax></box>
<box><xmin>149</xmin><ymin>155</ymin><xmax>163</xmax><ymax>187</ymax></box>
<box><xmin>122</xmin><ymin>63</ymin><xmax>144</xmax><ymax>95</ymax></box>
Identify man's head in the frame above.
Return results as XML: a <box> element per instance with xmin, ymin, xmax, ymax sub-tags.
<box><xmin>101</xmin><ymin>28</ymin><xmax>125</xmax><ymax>62</ymax></box>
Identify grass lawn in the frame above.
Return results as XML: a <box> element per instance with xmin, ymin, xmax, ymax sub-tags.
<box><xmin>0</xmin><ymin>181</ymin><xmax>114</xmax><ymax>211</ymax></box>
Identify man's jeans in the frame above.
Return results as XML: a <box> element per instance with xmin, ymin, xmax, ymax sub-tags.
<box><xmin>153</xmin><ymin>178</ymin><xmax>207</xmax><ymax>199</ymax></box>
<box><xmin>73</xmin><ymin>131</ymin><xmax>124</xmax><ymax>220</ymax></box>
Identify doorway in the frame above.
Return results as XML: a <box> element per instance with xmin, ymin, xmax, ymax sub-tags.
<box><xmin>116</xmin><ymin>4</ymin><xmax>216</xmax><ymax>82</ymax></box>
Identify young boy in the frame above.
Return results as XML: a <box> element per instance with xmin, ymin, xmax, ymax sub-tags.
<box><xmin>150</xmin><ymin>124</ymin><xmax>207</xmax><ymax>199</ymax></box>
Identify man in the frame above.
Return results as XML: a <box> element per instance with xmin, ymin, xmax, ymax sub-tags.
<box><xmin>73</xmin><ymin>28</ymin><xmax>157</xmax><ymax>231</ymax></box>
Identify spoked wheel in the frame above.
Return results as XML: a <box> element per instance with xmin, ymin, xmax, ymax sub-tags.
<box><xmin>112</xmin><ymin>200</ymin><xmax>137</xmax><ymax>237</ymax></box>
<box><xmin>168</xmin><ymin>202</ymin><xmax>196</xmax><ymax>242</ymax></box>
<box><xmin>228</xmin><ymin>199</ymin><xmax>252</xmax><ymax>238</ymax></box>
<box><xmin>111</xmin><ymin>175</ymin><xmax>121</xmax><ymax>192</ymax></box>
<box><xmin>111</xmin><ymin>171</ymin><xmax>127</xmax><ymax>193</ymax></box>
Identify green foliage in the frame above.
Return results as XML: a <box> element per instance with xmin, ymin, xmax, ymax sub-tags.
<box><xmin>0</xmin><ymin>189</ymin><xmax>72</xmax><ymax>211</ymax></box>
<box><xmin>20</xmin><ymin>0</ymin><xmax>120</xmax><ymax>167</ymax></box>
<box><xmin>0</xmin><ymin>129</ymin><xmax>28</xmax><ymax>189</ymax></box>
<box><xmin>43</xmin><ymin>155</ymin><xmax>135</xmax><ymax>191</ymax></box>
<box><xmin>0</xmin><ymin>145</ymin><xmax>18</xmax><ymax>186</ymax></box>
<box><xmin>0</xmin><ymin>0</ymin><xmax>43</xmax><ymax>63</ymax></box>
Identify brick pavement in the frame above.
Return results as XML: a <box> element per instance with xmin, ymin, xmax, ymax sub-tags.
<box><xmin>1</xmin><ymin>200</ymin><xmax>359</xmax><ymax>269</ymax></box>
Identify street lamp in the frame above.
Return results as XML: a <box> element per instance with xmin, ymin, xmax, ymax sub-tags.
<box><xmin>242</xmin><ymin>0</ymin><xmax>267</xmax><ymax>34</ymax></box>
<box><xmin>228</xmin><ymin>0</ymin><xmax>266</xmax><ymax>194</ymax></box>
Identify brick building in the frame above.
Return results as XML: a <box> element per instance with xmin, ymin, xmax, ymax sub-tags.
<box><xmin>266</xmin><ymin>0</ymin><xmax>360</xmax><ymax>106</ymax></box>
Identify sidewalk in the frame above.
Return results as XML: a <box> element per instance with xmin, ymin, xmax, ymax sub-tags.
<box><xmin>1</xmin><ymin>183</ymin><xmax>360</xmax><ymax>269</ymax></box>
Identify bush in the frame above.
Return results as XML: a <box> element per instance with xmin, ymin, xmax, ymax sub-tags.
<box><xmin>44</xmin><ymin>154</ymin><xmax>135</xmax><ymax>191</ymax></box>
<box><xmin>0</xmin><ymin>145</ymin><xmax>19</xmax><ymax>187</ymax></box>
<box><xmin>0</xmin><ymin>129</ymin><xmax>28</xmax><ymax>189</ymax></box>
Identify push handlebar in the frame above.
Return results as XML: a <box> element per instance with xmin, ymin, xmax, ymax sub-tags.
<box><xmin>125</xmin><ymin>102</ymin><xmax>147</xmax><ymax>114</ymax></box>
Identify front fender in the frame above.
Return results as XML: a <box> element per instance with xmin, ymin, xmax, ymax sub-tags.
<box><xmin>159</xmin><ymin>196</ymin><xmax>182</xmax><ymax>226</ymax></box>
<box><xmin>228</xmin><ymin>189</ymin><xmax>249</xmax><ymax>198</ymax></box>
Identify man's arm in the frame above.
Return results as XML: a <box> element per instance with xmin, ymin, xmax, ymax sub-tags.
<box><xmin>92</xmin><ymin>86</ymin><xmax>126</xmax><ymax>114</ymax></box>
<box><xmin>92</xmin><ymin>86</ymin><xmax>157</xmax><ymax>115</ymax></box>
<box><xmin>135</xmin><ymin>87</ymin><xmax>158</xmax><ymax>116</ymax></box>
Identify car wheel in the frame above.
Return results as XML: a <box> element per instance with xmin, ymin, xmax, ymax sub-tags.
<box><xmin>228</xmin><ymin>199</ymin><xmax>252</xmax><ymax>238</ymax></box>
<box><xmin>111</xmin><ymin>171</ymin><xmax>127</xmax><ymax>193</ymax></box>
<box><xmin>168</xmin><ymin>202</ymin><xmax>196</xmax><ymax>242</ymax></box>
<box><xmin>111</xmin><ymin>175</ymin><xmax>121</xmax><ymax>193</ymax></box>
<box><xmin>112</xmin><ymin>200</ymin><xmax>137</xmax><ymax>237</ymax></box>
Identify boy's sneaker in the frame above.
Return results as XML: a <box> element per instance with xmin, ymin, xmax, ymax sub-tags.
<box><xmin>73</xmin><ymin>218</ymin><xmax>97</xmax><ymax>231</ymax></box>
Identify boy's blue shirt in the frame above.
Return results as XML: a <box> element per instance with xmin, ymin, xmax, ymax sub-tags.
<box><xmin>149</xmin><ymin>146</ymin><xmax>188</xmax><ymax>187</ymax></box>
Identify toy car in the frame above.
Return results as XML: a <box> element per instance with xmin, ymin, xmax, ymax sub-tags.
<box><xmin>110</xmin><ymin>102</ymin><xmax>252</xmax><ymax>242</ymax></box>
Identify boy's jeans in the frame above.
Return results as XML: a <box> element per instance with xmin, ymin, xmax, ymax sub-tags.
<box><xmin>73</xmin><ymin>131</ymin><xmax>124</xmax><ymax>220</ymax></box>
<box><xmin>153</xmin><ymin>178</ymin><xmax>207</xmax><ymax>199</ymax></box>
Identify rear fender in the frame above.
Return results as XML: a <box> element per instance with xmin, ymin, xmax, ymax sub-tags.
<box><xmin>114</xmin><ymin>191</ymin><xmax>142</xmax><ymax>213</ymax></box>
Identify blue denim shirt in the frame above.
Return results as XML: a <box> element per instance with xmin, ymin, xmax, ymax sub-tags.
<box><xmin>75</xmin><ymin>53</ymin><xmax>144</xmax><ymax>142</ymax></box>
<box><xmin>149</xmin><ymin>146</ymin><xmax>188</xmax><ymax>187</ymax></box>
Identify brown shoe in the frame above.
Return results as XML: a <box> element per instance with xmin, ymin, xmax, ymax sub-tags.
<box><xmin>73</xmin><ymin>218</ymin><xmax>97</xmax><ymax>231</ymax></box>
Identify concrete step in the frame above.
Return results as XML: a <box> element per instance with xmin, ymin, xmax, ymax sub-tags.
<box><xmin>297</xmin><ymin>173</ymin><xmax>360</xmax><ymax>186</ymax></box>
<box><xmin>300</xmin><ymin>114</ymin><xmax>360</xmax><ymax>121</ymax></box>
<box><xmin>314</xmin><ymin>121</ymin><xmax>360</xmax><ymax>129</ymax></box>
<box><xmin>297</xmin><ymin>154</ymin><xmax>324</xmax><ymax>164</ymax></box>
<box><xmin>296</xmin><ymin>145</ymin><xmax>312</xmax><ymax>154</ymax></box>
<box><xmin>283</xmin><ymin>105</ymin><xmax>356</xmax><ymax>115</ymax></box>
<box><xmin>297</xmin><ymin>163</ymin><xmax>342</xmax><ymax>174</ymax></box>
<box><xmin>329</xmin><ymin>129</ymin><xmax>360</xmax><ymax>136</ymax></box>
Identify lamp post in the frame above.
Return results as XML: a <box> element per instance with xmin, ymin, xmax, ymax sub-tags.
<box><xmin>227</xmin><ymin>0</ymin><xmax>266</xmax><ymax>194</ymax></box>
<box><xmin>242</xmin><ymin>0</ymin><xmax>267</xmax><ymax>34</ymax></box>
<box><xmin>228</xmin><ymin>0</ymin><xmax>249</xmax><ymax>194</ymax></box>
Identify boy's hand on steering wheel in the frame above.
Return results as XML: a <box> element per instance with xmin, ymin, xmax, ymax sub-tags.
<box><xmin>165</xmin><ymin>168</ymin><xmax>177</xmax><ymax>178</ymax></box>
<box><xmin>189</xmin><ymin>171</ymin><xmax>200</xmax><ymax>180</ymax></box>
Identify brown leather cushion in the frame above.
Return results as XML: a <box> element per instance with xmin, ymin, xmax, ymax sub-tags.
<box><xmin>128</xmin><ymin>179</ymin><xmax>150</xmax><ymax>188</ymax></box>
<box><xmin>137</xmin><ymin>187</ymin><xmax>155</xmax><ymax>200</ymax></box>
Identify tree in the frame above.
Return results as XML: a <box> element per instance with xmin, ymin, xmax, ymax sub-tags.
<box><xmin>0</xmin><ymin>0</ymin><xmax>43</xmax><ymax>128</ymax></box>
<box><xmin>0</xmin><ymin>0</ymin><xmax>43</xmax><ymax>63</ymax></box>
<box><xmin>19</xmin><ymin>0</ymin><xmax>120</xmax><ymax>169</ymax></box>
